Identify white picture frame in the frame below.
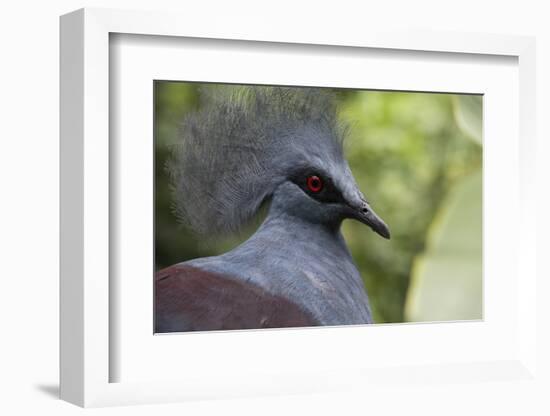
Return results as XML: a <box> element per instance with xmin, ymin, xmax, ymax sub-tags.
<box><xmin>60</xmin><ymin>7</ymin><xmax>537</xmax><ymax>407</ymax></box>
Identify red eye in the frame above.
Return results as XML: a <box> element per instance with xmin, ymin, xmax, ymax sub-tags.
<box><xmin>306</xmin><ymin>175</ymin><xmax>323</xmax><ymax>193</ymax></box>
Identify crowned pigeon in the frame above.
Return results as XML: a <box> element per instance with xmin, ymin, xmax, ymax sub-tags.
<box><xmin>155</xmin><ymin>87</ymin><xmax>390</xmax><ymax>332</ymax></box>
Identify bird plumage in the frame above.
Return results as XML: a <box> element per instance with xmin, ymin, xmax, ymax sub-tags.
<box><xmin>167</xmin><ymin>86</ymin><xmax>345</xmax><ymax>237</ymax></box>
<box><xmin>156</xmin><ymin>86</ymin><xmax>389</xmax><ymax>332</ymax></box>
<box><xmin>155</xmin><ymin>264</ymin><xmax>317</xmax><ymax>332</ymax></box>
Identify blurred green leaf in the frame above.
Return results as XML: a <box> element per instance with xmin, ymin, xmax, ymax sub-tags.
<box><xmin>404</xmin><ymin>170</ymin><xmax>482</xmax><ymax>322</ymax></box>
<box><xmin>453</xmin><ymin>95</ymin><xmax>483</xmax><ymax>144</ymax></box>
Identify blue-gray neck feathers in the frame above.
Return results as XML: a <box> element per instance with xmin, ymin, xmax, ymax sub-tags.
<box><xmin>187</xmin><ymin>198</ymin><xmax>373</xmax><ymax>324</ymax></box>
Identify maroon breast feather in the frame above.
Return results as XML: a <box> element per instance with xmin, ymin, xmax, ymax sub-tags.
<box><xmin>155</xmin><ymin>264</ymin><xmax>319</xmax><ymax>333</ymax></box>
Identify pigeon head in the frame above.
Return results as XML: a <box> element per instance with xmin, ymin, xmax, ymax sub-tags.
<box><xmin>168</xmin><ymin>86</ymin><xmax>390</xmax><ymax>239</ymax></box>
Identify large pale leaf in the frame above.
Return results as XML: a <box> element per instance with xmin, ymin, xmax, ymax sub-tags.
<box><xmin>405</xmin><ymin>170</ymin><xmax>482</xmax><ymax>322</ymax></box>
<box><xmin>453</xmin><ymin>95</ymin><xmax>483</xmax><ymax>144</ymax></box>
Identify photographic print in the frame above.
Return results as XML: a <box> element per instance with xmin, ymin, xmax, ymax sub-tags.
<box><xmin>154</xmin><ymin>82</ymin><xmax>482</xmax><ymax>333</ymax></box>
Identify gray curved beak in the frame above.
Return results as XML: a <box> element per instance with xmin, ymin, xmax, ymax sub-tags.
<box><xmin>346</xmin><ymin>197</ymin><xmax>391</xmax><ymax>239</ymax></box>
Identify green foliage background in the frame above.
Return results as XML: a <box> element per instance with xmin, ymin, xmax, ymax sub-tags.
<box><xmin>155</xmin><ymin>82</ymin><xmax>482</xmax><ymax>324</ymax></box>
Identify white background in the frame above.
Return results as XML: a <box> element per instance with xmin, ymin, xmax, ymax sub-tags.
<box><xmin>1</xmin><ymin>1</ymin><xmax>549</xmax><ymax>415</ymax></box>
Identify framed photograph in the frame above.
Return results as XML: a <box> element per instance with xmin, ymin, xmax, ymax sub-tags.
<box><xmin>153</xmin><ymin>82</ymin><xmax>481</xmax><ymax>334</ymax></box>
<box><xmin>60</xmin><ymin>8</ymin><xmax>537</xmax><ymax>407</ymax></box>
